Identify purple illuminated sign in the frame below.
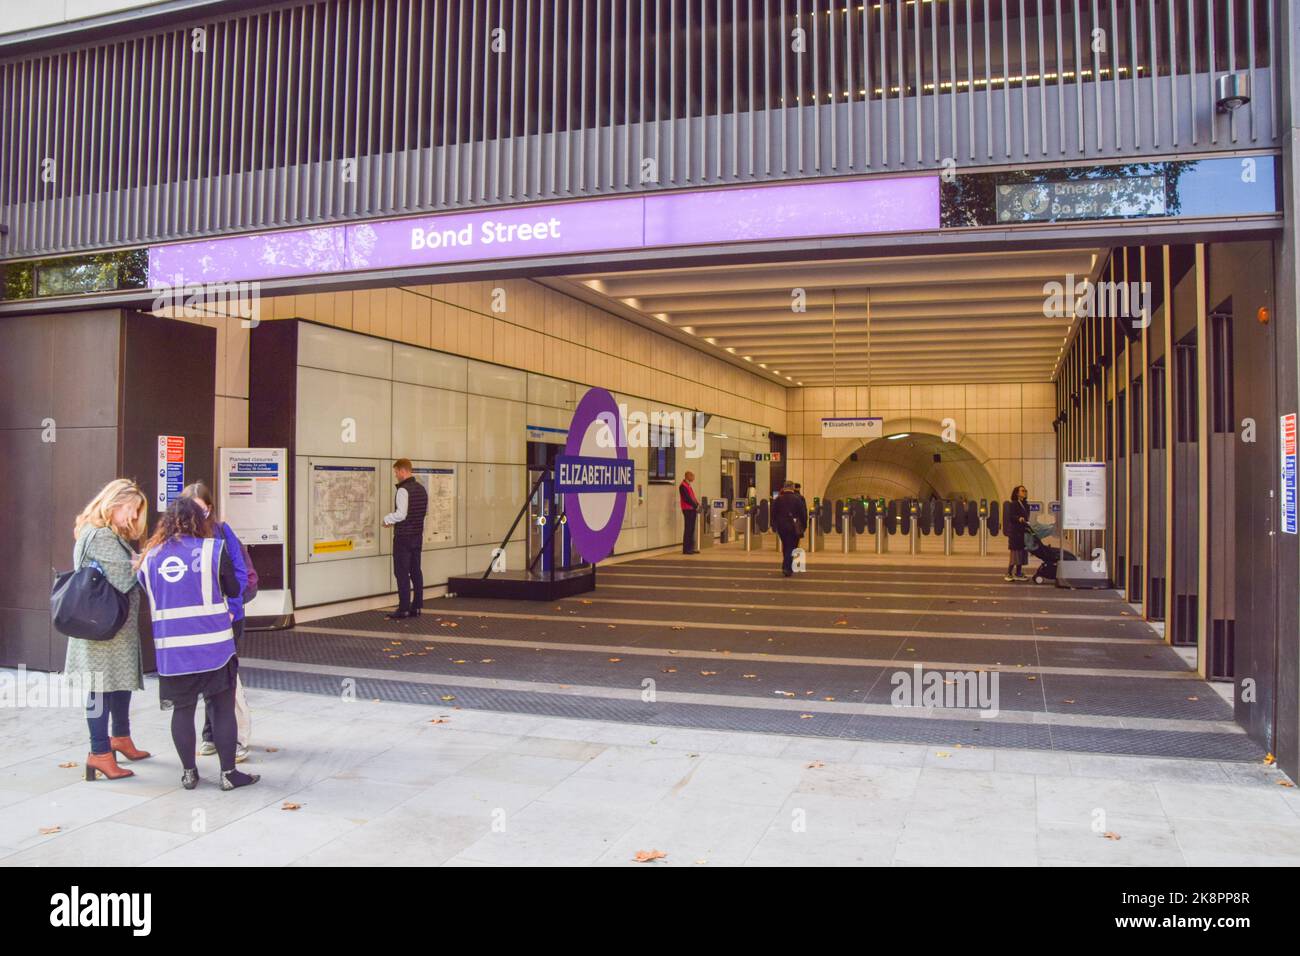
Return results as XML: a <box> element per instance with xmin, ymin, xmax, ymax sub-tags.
<box><xmin>148</xmin><ymin>175</ymin><xmax>939</xmax><ymax>286</ymax></box>
<box><xmin>559</xmin><ymin>388</ymin><xmax>630</xmax><ymax>564</ymax></box>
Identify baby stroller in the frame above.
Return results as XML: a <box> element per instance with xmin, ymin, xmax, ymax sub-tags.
<box><xmin>1026</xmin><ymin>523</ymin><xmax>1076</xmax><ymax>584</ymax></box>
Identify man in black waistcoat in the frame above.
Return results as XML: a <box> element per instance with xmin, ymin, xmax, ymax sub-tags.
<box><xmin>382</xmin><ymin>458</ymin><xmax>429</xmax><ymax>619</ymax></box>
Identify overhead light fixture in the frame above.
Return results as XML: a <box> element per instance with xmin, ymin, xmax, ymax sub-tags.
<box><xmin>887</xmin><ymin>433</ymin><xmax>910</xmax><ymax>440</ymax></box>
<box><xmin>1216</xmin><ymin>72</ymin><xmax>1251</xmax><ymax>113</ymax></box>
<box><xmin>681</xmin><ymin>326</ymin><xmax>695</xmax><ymax>334</ymax></box>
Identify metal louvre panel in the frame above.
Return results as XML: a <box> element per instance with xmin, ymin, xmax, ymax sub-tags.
<box><xmin>0</xmin><ymin>0</ymin><xmax>1281</xmax><ymax>260</ymax></box>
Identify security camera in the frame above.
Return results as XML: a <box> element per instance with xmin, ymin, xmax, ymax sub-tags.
<box><xmin>1216</xmin><ymin>73</ymin><xmax>1251</xmax><ymax>113</ymax></box>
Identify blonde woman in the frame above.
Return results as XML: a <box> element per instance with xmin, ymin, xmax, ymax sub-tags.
<box><xmin>66</xmin><ymin>479</ymin><xmax>153</xmax><ymax>781</ymax></box>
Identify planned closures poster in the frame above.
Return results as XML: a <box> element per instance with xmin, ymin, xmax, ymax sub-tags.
<box><xmin>220</xmin><ymin>448</ymin><xmax>286</xmax><ymax>545</ymax></box>
<box><xmin>310</xmin><ymin>461</ymin><xmax>379</xmax><ymax>557</ymax></box>
<box><xmin>412</xmin><ymin>466</ymin><xmax>456</xmax><ymax>548</ymax></box>
<box><xmin>1061</xmin><ymin>462</ymin><xmax>1107</xmax><ymax>530</ymax></box>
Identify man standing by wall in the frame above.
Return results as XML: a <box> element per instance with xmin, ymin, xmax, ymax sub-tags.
<box><xmin>772</xmin><ymin>480</ymin><xmax>808</xmax><ymax>577</ymax></box>
<box><xmin>382</xmin><ymin>458</ymin><xmax>428</xmax><ymax>619</ymax></box>
<box><xmin>679</xmin><ymin>470</ymin><xmax>700</xmax><ymax>554</ymax></box>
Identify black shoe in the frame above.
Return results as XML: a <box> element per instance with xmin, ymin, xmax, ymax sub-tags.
<box><xmin>409</xmin><ymin>608</ymin><xmax>422</xmax><ymax>617</ymax></box>
<box><xmin>385</xmin><ymin>610</ymin><xmax>410</xmax><ymax>620</ymax></box>
<box><xmin>181</xmin><ymin>768</ymin><xmax>199</xmax><ymax>790</ymax></box>
<box><xmin>220</xmin><ymin>769</ymin><xmax>260</xmax><ymax>791</ymax></box>
<box><xmin>783</xmin><ymin>570</ymin><xmax>793</xmax><ymax>577</ymax></box>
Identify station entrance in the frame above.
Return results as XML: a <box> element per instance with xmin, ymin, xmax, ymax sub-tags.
<box><xmin>215</xmin><ymin>231</ymin><xmax>1290</xmax><ymax>774</ymax></box>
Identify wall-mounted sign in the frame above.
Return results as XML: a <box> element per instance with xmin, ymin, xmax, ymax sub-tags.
<box><xmin>309</xmin><ymin>462</ymin><xmax>379</xmax><ymax>556</ymax></box>
<box><xmin>148</xmin><ymin>176</ymin><xmax>940</xmax><ymax>286</ymax></box>
<box><xmin>821</xmin><ymin>417</ymin><xmax>884</xmax><ymax>439</ymax></box>
<box><xmin>1282</xmin><ymin>413</ymin><xmax>1297</xmax><ymax>535</ymax></box>
<box><xmin>412</xmin><ymin>466</ymin><xmax>456</xmax><ymax>547</ymax></box>
<box><xmin>156</xmin><ymin>435</ymin><xmax>185</xmax><ymax>510</ymax></box>
<box><xmin>220</xmin><ymin>448</ymin><xmax>286</xmax><ymax>545</ymax></box>
<box><xmin>527</xmin><ymin>424</ymin><xmax>567</xmax><ymax>443</ymax></box>
<box><xmin>556</xmin><ymin>388</ymin><xmax>633</xmax><ymax>563</ymax></box>
<box><xmin>996</xmin><ymin>175</ymin><xmax>1166</xmax><ymax>222</ymax></box>
<box><xmin>1061</xmin><ymin>462</ymin><xmax>1107</xmax><ymax>530</ymax></box>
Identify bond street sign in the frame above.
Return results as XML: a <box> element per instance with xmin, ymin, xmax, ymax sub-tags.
<box><xmin>555</xmin><ymin>388</ymin><xmax>634</xmax><ymax>564</ymax></box>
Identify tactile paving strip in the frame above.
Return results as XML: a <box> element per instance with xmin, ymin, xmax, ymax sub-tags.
<box><xmin>239</xmin><ymin>665</ymin><xmax>1263</xmax><ymax>761</ymax></box>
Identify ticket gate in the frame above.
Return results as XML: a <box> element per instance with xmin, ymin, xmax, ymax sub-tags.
<box><xmin>907</xmin><ymin>500</ymin><xmax>921</xmax><ymax>554</ymax></box>
<box><xmin>977</xmin><ymin>499</ymin><xmax>990</xmax><ymax>555</ymax></box>
<box><xmin>807</xmin><ymin>497</ymin><xmax>821</xmax><ymax>553</ymax></box>
<box><xmin>698</xmin><ymin>497</ymin><xmax>717</xmax><ymax>550</ymax></box>
<box><xmin>941</xmin><ymin>500</ymin><xmax>955</xmax><ymax>555</ymax></box>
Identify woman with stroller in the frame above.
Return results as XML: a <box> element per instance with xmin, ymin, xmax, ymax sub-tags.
<box><xmin>1004</xmin><ymin>485</ymin><xmax>1031</xmax><ymax>582</ymax></box>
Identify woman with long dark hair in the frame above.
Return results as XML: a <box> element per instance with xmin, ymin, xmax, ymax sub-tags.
<box><xmin>137</xmin><ymin>497</ymin><xmax>259</xmax><ymax>791</ymax></box>
<box><xmin>1004</xmin><ymin>485</ymin><xmax>1031</xmax><ymax>582</ymax></box>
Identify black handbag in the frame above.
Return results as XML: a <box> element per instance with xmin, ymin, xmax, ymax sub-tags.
<box><xmin>51</xmin><ymin>536</ymin><xmax>131</xmax><ymax>642</ymax></box>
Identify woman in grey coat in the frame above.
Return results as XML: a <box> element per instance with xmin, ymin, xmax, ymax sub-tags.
<box><xmin>65</xmin><ymin>479</ymin><xmax>153</xmax><ymax>781</ymax></box>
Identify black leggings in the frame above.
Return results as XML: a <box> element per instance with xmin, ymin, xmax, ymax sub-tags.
<box><xmin>172</xmin><ymin>685</ymin><xmax>238</xmax><ymax>772</ymax></box>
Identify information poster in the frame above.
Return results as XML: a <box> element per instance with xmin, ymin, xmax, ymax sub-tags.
<box><xmin>156</xmin><ymin>435</ymin><xmax>185</xmax><ymax>510</ymax></box>
<box><xmin>1282</xmin><ymin>413</ymin><xmax>1297</xmax><ymax>535</ymax></box>
<box><xmin>412</xmin><ymin>466</ymin><xmax>456</xmax><ymax>547</ymax></box>
<box><xmin>310</xmin><ymin>461</ymin><xmax>379</xmax><ymax>557</ymax></box>
<box><xmin>220</xmin><ymin>448</ymin><xmax>287</xmax><ymax>545</ymax></box>
<box><xmin>1061</xmin><ymin>462</ymin><xmax>1107</xmax><ymax>530</ymax></box>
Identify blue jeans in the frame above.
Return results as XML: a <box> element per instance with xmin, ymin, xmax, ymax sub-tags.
<box><xmin>87</xmin><ymin>690</ymin><xmax>133</xmax><ymax>755</ymax></box>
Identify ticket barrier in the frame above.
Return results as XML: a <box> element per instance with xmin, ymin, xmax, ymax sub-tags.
<box><xmin>744</xmin><ymin>497</ymin><xmax>766</xmax><ymax>552</ymax></box>
<box><xmin>977</xmin><ymin>499</ymin><xmax>990</xmax><ymax>556</ymax></box>
<box><xmin>839</xmin><ymin>499</ymin><xmax>857</xmax><ymax>553</ymax></box>
<box><xmin>807</xmin><ymin>497</ymin><xmax>821</xmax><ymax>553</ymax></box>
<box><xmin>907</xmin><ymin>500</ymin><xmax>921</xmax><ymax>554</ymax></box>
<box><xmin>941</xmin><ymin>500</ymin><xmax>955</xmax><ymax>555</ymax></box>
<box><xmin>698</xmin><ymin>497</ymin><xmax>717</xmax><ymax>550</ymax></box>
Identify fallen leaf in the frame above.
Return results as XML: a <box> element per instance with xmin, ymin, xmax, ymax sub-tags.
<box><xmin>608</xmin><ymin>657</ymin><xmax>622</xmax><ymax>663</ymax></box>
<box><xmin>742</xmin><ymin>674</ymin><xmax>758</xmax><ymax>679</ymax></box>
<box><xmin>799</xmin><ymin>714</ymin><xmax>814</xmax><ymax>719</ymax></box>
<box><xmin>429</xmin><ymin>718</ymin><xmax>450</xmax><ymax>724</ymax></box>
<box><xmin>1278</xmin><ymin>780</ymin><xmax>1295</xmax><ymax>788</ymax></box>
<box><xmin>633</xmin><ymin>849</ymin><xmax>667</xmax><ymax>863</ymax></box>
<box><xmin>1062</xmin><ymin>699</ymin><xmax>1076</xmax><ymax>705</ymax></box>
<box><xmin>670</xmin><ymin>625</ymin><xmax>685</xmax><ymax>631</ymax></box>
<box><xmin>662</xmin><ymin>667</ymin><xmax>677</xmax><ymax>673</ymax></box>
<box><xmin>580</xmin><ymin>599</ymin><xmax>593</xmax><ymax>605</ymax></box>
<box><xmin>1186</xmin><ymin>696</ymin><xmax>1199</xmax><ymax>702</ymax></box>
<box><xmin>480</xmin><ymin>659</ymin><xmax>494</xmax><ymax>664</ymax></box>
<box><xmin>823</xmin><ymin>696</ymin><xmax>835</xmax><ymax>702</ymax></box>
<box><xmin>1103</xmin><ymin>831</ymin><xmax>1121</xmax><ymax>841</ymax></box>
<box><xmin>700</xmin><ymin>670</ymin><xmax>717</xmax><ymax>676</ymax></box>
<box><xmin>440</xmin><ymin>695</ymin><xmax>456</xmax><ymax>702</ymax></box>
<box><xmin>806</xmin><ymin>760</ymin><xmax>825</xmax><ymax>769</ymax></box>
<box><xmin>39</xmin><ymin>826</ymin><xmax>61</xmax><ymax>835</ymax></box>
<box><xmin>58</xmin><ymin>762</ymin><xmax>77</xmax><ymax>769</ymax></box>
<box><xmin>265</xmin><ymin>747</ymin><xmax>279</xmax><ymax>753</ymax></box>
<box><xmin>935</xmin><ymin>751</ymin><xmax>952</xmax><ymax>758</ymax></box>
<box><xmin>440</xmin><ymin>621</ymin><xmax>459</xmax><ymax>628</ymax></box>
<box><xmin>1265</xmin><ymin>753</ymin><xmax>1277</xmax><ymax>765</ymax></box>
<box><xmin>282</xmin><ymin>802</ymin><xmax>303</xmax><ymax>811</ymax></box>
<box><xmin>452</xmin><ymin>659</ymin><xmax>467</xmax><ymax>664</ymax></box>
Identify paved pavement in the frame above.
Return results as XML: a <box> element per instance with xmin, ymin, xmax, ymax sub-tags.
<box><xmin>2</xmin><ymin>669</ymin><xmax>1298</xmax><ymax>866</ymax></box>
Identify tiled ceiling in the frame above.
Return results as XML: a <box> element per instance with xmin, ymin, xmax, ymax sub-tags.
<box><xmin>556</xmin><ymin>248</ymin><xmax>1102</xmax><ymax>386</ymax></box>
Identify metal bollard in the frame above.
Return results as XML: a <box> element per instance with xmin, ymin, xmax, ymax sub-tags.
<box><xmin>875</xmin><ymin>519</ymin><xmax>885</xmax><ymax>554</ymax></box>
<box><xmin>943</xmin><ymin>511</ymin><xmax>954</xmax><ymax>555</ymax></box>
<box><xmin>744</xmin><ymin>513</ymin><xmax>754</xmax><ymax>552</ymax></box>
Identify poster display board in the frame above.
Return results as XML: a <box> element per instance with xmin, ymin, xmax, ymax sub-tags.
<box><xmin>1282</xmin><ymin>413</ymin><xmax>1297</xmax><ymax>535</ymax></box>
<box><xmin>309</xmin><ymin>459</ymin><xmax>380</xmax><ymax>558</ymax></box>
<box><xmin>219</xmin><ymin>448</ymin><xmax>287</xmax><ymax>545</ymax></box>
<box><xmin>1061</xmin><ymin>461</ymin><xmax>1107</xmax><ymax>530</ymax></box>
<box><xmin>412</xmin><ymin>465</ymin><xmax>457</xmax><ymax>548</ymax></box>
<box><xmin>156</xmin><ymin>435</ymin><xmax>186</xmax><ymax>510</ymax></box>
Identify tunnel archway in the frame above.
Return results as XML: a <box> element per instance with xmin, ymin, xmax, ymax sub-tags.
<box><xmin>823</xmin><ymin>431</ymin><xmax>1000</xmax><ymax>504</ymax></box>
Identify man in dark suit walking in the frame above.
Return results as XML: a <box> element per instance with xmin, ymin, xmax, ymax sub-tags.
<box><xmin>772</xmin><ymin>480</ymin><xmax>808</xmax><ymax>577</ymax></box>
<box><xmin>679</xmin><ymin>470</ymin><xmax>700</xmax><ymax>554</ymax></box>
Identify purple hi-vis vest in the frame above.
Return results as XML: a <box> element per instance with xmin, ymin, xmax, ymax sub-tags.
<box><xmin>138</xmin><ymin>536</ymin><xmax>236</xmax><ymax>677</ymax></box>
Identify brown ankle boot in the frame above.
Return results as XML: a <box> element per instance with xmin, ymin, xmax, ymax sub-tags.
<box><xmin>84</xmin><ymin>751</ymin><xmax>134</xmax><ymax>781</ymax></box>
<box><xmin>110</xmin><ymin>736</ymin><xmax>151</xmax><ymax>761</ymax></box>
